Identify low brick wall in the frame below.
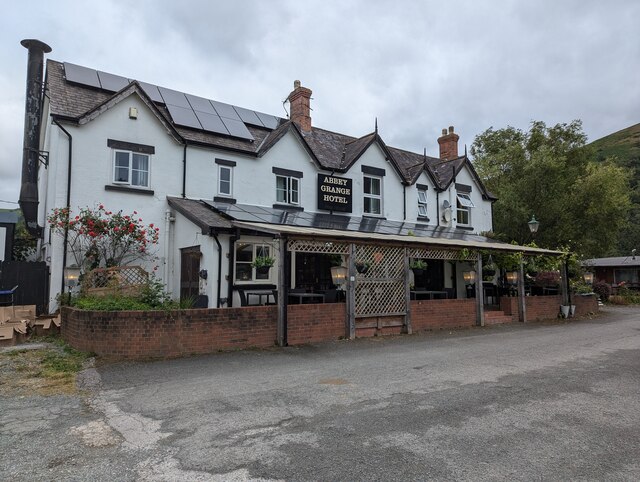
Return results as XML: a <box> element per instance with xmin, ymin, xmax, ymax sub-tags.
<box><xmin>411</xmin><ymin>299</ymin><xmax>476</xmax><ymax>331</ymax></box>
<box><xmin>573</xmin><ymin>294</ymin><xmax>598</xmax><ymax>316</ymax></box>
<box><xmin>62</xmin><ymin>302</ymin><xmax>345</xmax><ymax>359</ymax></box>
<box><xmin>288</xmin><ymin>303</ymin><xmax>346</xmax><ymax>344</ymax></box>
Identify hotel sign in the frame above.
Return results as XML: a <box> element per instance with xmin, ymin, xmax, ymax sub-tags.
<box><xmin>317</xmin><ymin>174</ymin><xmax>352</xmax><ymax>212</ymax></box>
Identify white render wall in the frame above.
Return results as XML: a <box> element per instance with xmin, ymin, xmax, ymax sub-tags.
<box><xmin>39</xmin><ymin>89</ymin><xmax>493</xmax><ymax>311</ymax></box>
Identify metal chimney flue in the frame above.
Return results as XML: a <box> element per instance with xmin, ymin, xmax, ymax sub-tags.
<box><xmin>19</xmin><ymin>39</ymin><xmax>51</xmax><ymax>238</ymax></box>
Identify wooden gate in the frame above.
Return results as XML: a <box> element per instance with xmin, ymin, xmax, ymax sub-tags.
<box><xmin>0</xmin><ymin>261</ymin><xmax>50</xmax><ymax>315</ymax></box>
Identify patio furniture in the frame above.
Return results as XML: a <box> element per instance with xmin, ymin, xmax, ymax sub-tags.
<box><xmin>410</xmin><ymin>290</ymin><xmax>448</xmax><ymax>300</ymax></box>
<box><xmin>0</xmin><ymin>285</ymin><xmax>18</xmax><ymax>319</ymax></box>
<box><xmin>288</xmin><ymin>292</ymin><xmax>325</xmax><ymax>304</ymax></box>
<box><xmin>245</xmin><ymin>289</ymin><xmax>276</xmax><ymax>306</ymax></box>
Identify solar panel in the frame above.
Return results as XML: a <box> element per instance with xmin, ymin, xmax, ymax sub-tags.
<box><xmin>63</xmin><ymin>62</ymin><xmax>101</xmax><ymax>88</ymax></box>
<box><xmin>185</xmin><ymin>94</ymin><xmax>217</xmax><ymax>114</ymax></box>
<box><xmin>221</xmin><ymin>117</ymin><xmax>254</xmax><ymax>140</ymax></box>
<box><xmin>256</xmin><ymin>112</ymin><xmax>280</xmax><ymax>129</ymax></box>
<box><xmin>233</xmin><ymin>106</ymin><xmax>263</xmax><ymax>126</ymax></box>
<box><xmin>166</xmin><ymin>104</ymin><xmax>202</xmax><ymax>129</ymax></box>
<box><xmin>158</xmin><ymin>87</ymin><xmax>191</xmax><ymax>108</ymax></box>
<box><xmin>211</xmin><ymin>101</ymin><xmax>242</xmax><ymax>121</ymax></box>
<box><xmin>97</xmin><ymin>71</ymin><xmax>130</xmax><ymax>92</ymax></box>
<box><xmin>194</xmin><ymin>111</ymin><xmax>229</xmax><ymax>135</ymax></box>
<box><xmin>137</xmin><ymin>81</ymin><xmax>165</xmax><ymax>103</ymax></box>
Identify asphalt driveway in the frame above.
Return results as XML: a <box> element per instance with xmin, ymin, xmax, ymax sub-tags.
<box><xmin>2</xmin><ymin>306</ymin><xmax>639</xmax><ymax>481</ymax></box>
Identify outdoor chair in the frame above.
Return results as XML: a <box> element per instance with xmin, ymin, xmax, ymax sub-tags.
<box><xmin>0</xmin><ymin>285</ymin><xmax>18</xmax><ymax>319</ymax></box>
<box><xmin>238</xmin><ymin>289</ymin><xmax>248</xmax><ymax>307</ymax></box>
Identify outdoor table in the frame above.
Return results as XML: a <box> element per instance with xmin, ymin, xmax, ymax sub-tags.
<box><xmin>288</xmin><ymin>293</ymin><xmax>325</xmax><ymax>304</ymax></box>
<box><xmin>410</xmin><ymin>290</ymin><xmax>448</xmax><ymax>300</ymax></box>
<box><xmin>245</xmin><ymin>290</ymin><xmax>276</xmax><ymax>306</ymax></box>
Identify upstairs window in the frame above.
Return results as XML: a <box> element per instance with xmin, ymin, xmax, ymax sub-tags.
<box><xmin>363</xmin><ymin>175</ymin><xmax>382</xmax><ymax>215</ymax></box>
<box><xmin>218</xmin><ymin>165</ymin><xmax>233</xmax><ymax>197</ymax></box>
<box><xmin>276</xmin><ymin>175</ymin><xmax>300</xmax><ymax>205</ymax></box>
<box><xmin>113</xmin><ymin>150</ymin><xmax>149</xmax><ymax>187</ymax></box>
<box><xmin>456</xmin><ymin>193</ymin><xmax>475</xmax><ymax>227</ymax></box>
<box><xmin>417</xmin><ymin>188</ymin><xmax>428</xmax><ymax>218</ymax></box>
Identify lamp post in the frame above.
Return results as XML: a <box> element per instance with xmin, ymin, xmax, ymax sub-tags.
<box><xmin>583</xmin><ymin>272</ymin><xmax>594</xmax><ymax>285</ymax></box>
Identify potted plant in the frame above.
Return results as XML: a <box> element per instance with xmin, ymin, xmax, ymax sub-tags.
<box><xmin>410</xmin><ymin>259</ymin><xmax>428</xmax><ymax>276</ymax></box>
<box><xmin>355</xmin><ymin>260</ymin><xmax>371</xmax><ymax>274</ymax></box>
<box><xmin>252</xmin><ymin>255</ymin><xmax>275</xmax><ymax>276</ymax></box>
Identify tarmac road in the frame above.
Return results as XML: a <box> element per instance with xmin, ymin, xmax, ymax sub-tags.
<box><xmin>1</xmin><ymin>306</ymin><xmax>639</xmax><ymax>481</ymax></box>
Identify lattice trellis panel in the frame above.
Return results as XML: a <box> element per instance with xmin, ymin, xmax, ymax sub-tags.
<box><xmin>83</xmin><ymin>266</ymin><xmax>148</xmax><ymax>289</ymax></box>
<box><xmin>408</xmin><ymin>248</ymin><xmax>477</xmax><ymax>261</ymax></box>
<box><xmin>288</xmin><ymin>240</ymin><xmax>349</xmax><ymax>254</ymax></box>
<box><xmin>354</xmin><ymin>245</ymin><xmax>405</xmax><ymax>316</ymax></box>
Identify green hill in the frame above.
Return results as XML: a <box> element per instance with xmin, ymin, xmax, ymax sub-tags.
<box><xmin>590</xmin><ymin>122</ymin><xmax>640</xmax><ymax>167</ymax></box>
<box><xmin>588</xmin><ymin>123</ymin><xmax>640</xmax><ymax>255</ymax></box>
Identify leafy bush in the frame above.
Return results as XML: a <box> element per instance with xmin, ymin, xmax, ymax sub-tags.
<box><xmin>592</xmin><ymin>280</ymin><xmax>611</xmax><ymax>301</ymax></box>
<box><xmin>410</xmin><ymin>259</ymin><xmax>427</xmax><ymax>270</ymax></box>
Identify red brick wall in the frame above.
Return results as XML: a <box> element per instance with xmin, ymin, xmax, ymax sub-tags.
<box><xmin>287</xmin><ymin>303</ymin><xmax>346</xmax><ymax>344</ymax></box>
<box><xmin>410</xmin><ymin>299</ymin><xmax>476</xmax><ymax>331</ymax></box>
<box><xmin>573</xmin><ymin>294</ymin><xmax>598</xmax><ymax>316</ymax></box>
<box><xmin>526</xmin><ymin>295</ymin><xmax>562</xmax><ymax>321</ymax></box>
<box><xmin>62</xmin><ymin>303</ymin><xmax>345</xmax><ymax>359</ymax></box>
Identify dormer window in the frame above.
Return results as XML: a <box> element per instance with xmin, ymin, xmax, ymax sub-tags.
<box><xmin>456</xmin><ymin>193</ymin><xmax>475</xmax><ymax>227</ymax></box>
<box><xmin>417</xmin><ymin>184</ymin><xmax>428</xmax><ymax>219</ymax></box>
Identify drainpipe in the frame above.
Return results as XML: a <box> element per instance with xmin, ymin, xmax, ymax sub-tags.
<box><xmin>52</xmin><ymin>118</ymin><xmax>72</xmax><ymax>297</ymax></box>
<box><xmin>402</xmin><ymin>185</ymin><xmax>406</xmax><ymax>221</ymax></box>
<box><xmin>163</xmin><ymin>209</ymin><xmax>173</xmax><ymax>293</ymax></box>
<box><xmin>436</xmin><ymin>190</ymin><xmax>440</xmax><ymax>226</ymax></box>
<box><xmin>227</xmin><ymin>231</ymin><xmax>239</xmax><ymax>307</ymax></box>
<box><xmin>181</xmin><ymin>144</ymin><xmax>187</xmax><ymax>198</ymax></box>
<box><xmin>212</xmin><ymin>232</ymin><xmax>222</xmax><ymax>308</ymax></box>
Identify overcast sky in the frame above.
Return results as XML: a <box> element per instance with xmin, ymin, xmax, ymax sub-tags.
<box><xmin>1</xmin><ymin>0</ymin><xmax>638</xmax><ymax>208</ymax></box>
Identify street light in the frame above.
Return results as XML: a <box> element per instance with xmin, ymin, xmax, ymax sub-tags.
<box><xmin>64</xmin><ymin>265</ymin><xmax>81</xmax><ymax>305</ymax></box>
<box><xmin>583</xmin><ymin>272</ymin><xmax>594</xmax><ymax>285</ymax></box>
<box><xmin>528</xmin><ymin>215</ymin><xmax>540</xmax><ymax>234</ymax></box>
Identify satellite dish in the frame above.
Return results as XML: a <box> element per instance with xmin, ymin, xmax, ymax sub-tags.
<box><xmin>443</xmin><ymin>207</ymin><xmax>452</xmax><ymax>222</ymax></box>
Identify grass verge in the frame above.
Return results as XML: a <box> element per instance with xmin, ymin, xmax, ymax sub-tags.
<box><xmin>0</xmin><ymin>337</ymin><xmax>93</xmax><ymax>396</ymax></box>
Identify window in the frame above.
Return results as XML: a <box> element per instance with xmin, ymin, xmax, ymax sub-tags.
<box><xmin>113</xmin><ymin>150</ymin><xmax>150</xmax><ymax>187</ymax></box>
<box><xmin>235</xmin><ymin>242</ymin><xmax>272</xmax><ymax>282</ymax></box>
<box><xmin>456</xmin><ymin>193</ymin><xmax>475</xmax><ymax>227</ymax></box>
<box><xmin>218</xmin><ymin>165</ymin><xmax>233</xmax><ymax>196</ymax></box>
<box><xmin>417</xmin><ymin>189</ymin><xmax>428</xmax><ymax>217</ymax></box>
<box><xmin>363</xmin><ymin>175</ymin><xmax>382</xmax><ymax>215</ymax></box>
<box><xmin>276</xmin><ymin>175</ymin><xmax>299</xmax><ymax>205</ymax></box>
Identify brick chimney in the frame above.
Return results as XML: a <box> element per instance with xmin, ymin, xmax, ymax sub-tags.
<box><xmin>287</xmin><ymin>80</ymin><xmax>312</xmax><ymax>131</ymax></box>
<box><xmin>437</xmin><ymin>126</ymin><xmax>459</xmax><ymax>160</ymax></box>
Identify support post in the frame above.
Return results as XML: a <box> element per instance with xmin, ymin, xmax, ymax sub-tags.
<box><xmin>277</xmin><ymin>236</ymin><xmax>288</xmax><ymax>347</ymax></box>
<box><xmin>517</xmin><ymin>256</ymin><xmax>527</xmax><ymax>323</ymax></box>
<box><xmin>404</xmin><ymin>248</ymin><xmax>412</xmax><ymax>334</ymax></box>
<box><xmin>347</xmin><ymin>243</ymin><xmax>356</xmax><ymax>339</ymax></box>
<box><xmin>475</xmin><ymin>252</ymin><xmax>484</xmax><ymax>327</ymax></box>
<box><xmin>560</xmin><ymin>258</ymin><xmax>569</xmax><ymax>307</ymax></box>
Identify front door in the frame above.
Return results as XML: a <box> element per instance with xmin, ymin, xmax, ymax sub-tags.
<box><xmin>180</xmin><ymin>246</ymin><xmax>201</xmax><ymax>301</ymax></box>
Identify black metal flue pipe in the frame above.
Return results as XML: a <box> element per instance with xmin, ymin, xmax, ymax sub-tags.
<box><xmin>19</xmin><ymin>39</ymin><xmax>51</xmax><ymax>237</ymax></box>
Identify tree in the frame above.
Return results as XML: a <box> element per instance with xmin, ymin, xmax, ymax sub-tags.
<box><xmin>48</xmin><ymin>204</ymin><xmax>160</xmax><ymax>272</ymax></box>
<box><xmin>471</xmin><ymin>120</ymin><xmax>630</xmax><ymax>257</ymax></box>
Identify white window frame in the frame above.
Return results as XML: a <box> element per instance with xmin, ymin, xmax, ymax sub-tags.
<box><xmin>363</xmin><ymin>175</ymin><xmax>383</xmax><ymax>215</ymax></box>
<box><xmin>456</xmin><ymin>193</ymin><xmax>475</xmax><ymax>227</ymax></box>
<box><xmin>417</xmin><ymin>189</ymin><xmax>428</xmax><ymax>218</ymax></box>
<box><xmin>234</xmin><ymin>241</ymin><xmax>273</xmax><ymax>283</ymax></box>
<box><xmin>112</xmin><ymin>149</ymin><xmax>150</xmax><ymax>188</ymax></box>
<box><xmin>275</xmin><ymin>175</ymin><xmax>300</xmax><ymax>205</ymax></box>
<box><xmin>218</xmin><ymin>165</ymin><xmax>233</xmax><ymax>197</ymax></box>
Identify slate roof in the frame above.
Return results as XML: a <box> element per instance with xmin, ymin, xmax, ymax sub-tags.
<box><xmin>45</xmin><ymin>59</ymin><xmax>495</xmax><ymax>199</ymax></box>
<box><xmin>583</xmin><ymin>256</ymin><xmax>640</xmax><ymax>267</ymax></box>
<box><xmin>166</xmin><ymin>197</ymin><xmax>233</xmax><ymax>233</ymax></box>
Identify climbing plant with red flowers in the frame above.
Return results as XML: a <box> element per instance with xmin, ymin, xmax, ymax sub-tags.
<box><xmin>48</xmin><ymin>204</ymin><xmax>160</xmax><ymax>271</ymax></box>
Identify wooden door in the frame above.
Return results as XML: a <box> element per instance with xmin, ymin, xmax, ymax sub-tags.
<box><xmin>180</xmin><ymin>246</ymin><xmax>201</xmax><ymax>301</ymax></box>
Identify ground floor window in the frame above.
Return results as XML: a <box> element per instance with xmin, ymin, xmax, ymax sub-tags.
<box><xmin>235</xmin><ymin>242</ymin><xmax>272</xmax><ymax>282</ymax></box>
